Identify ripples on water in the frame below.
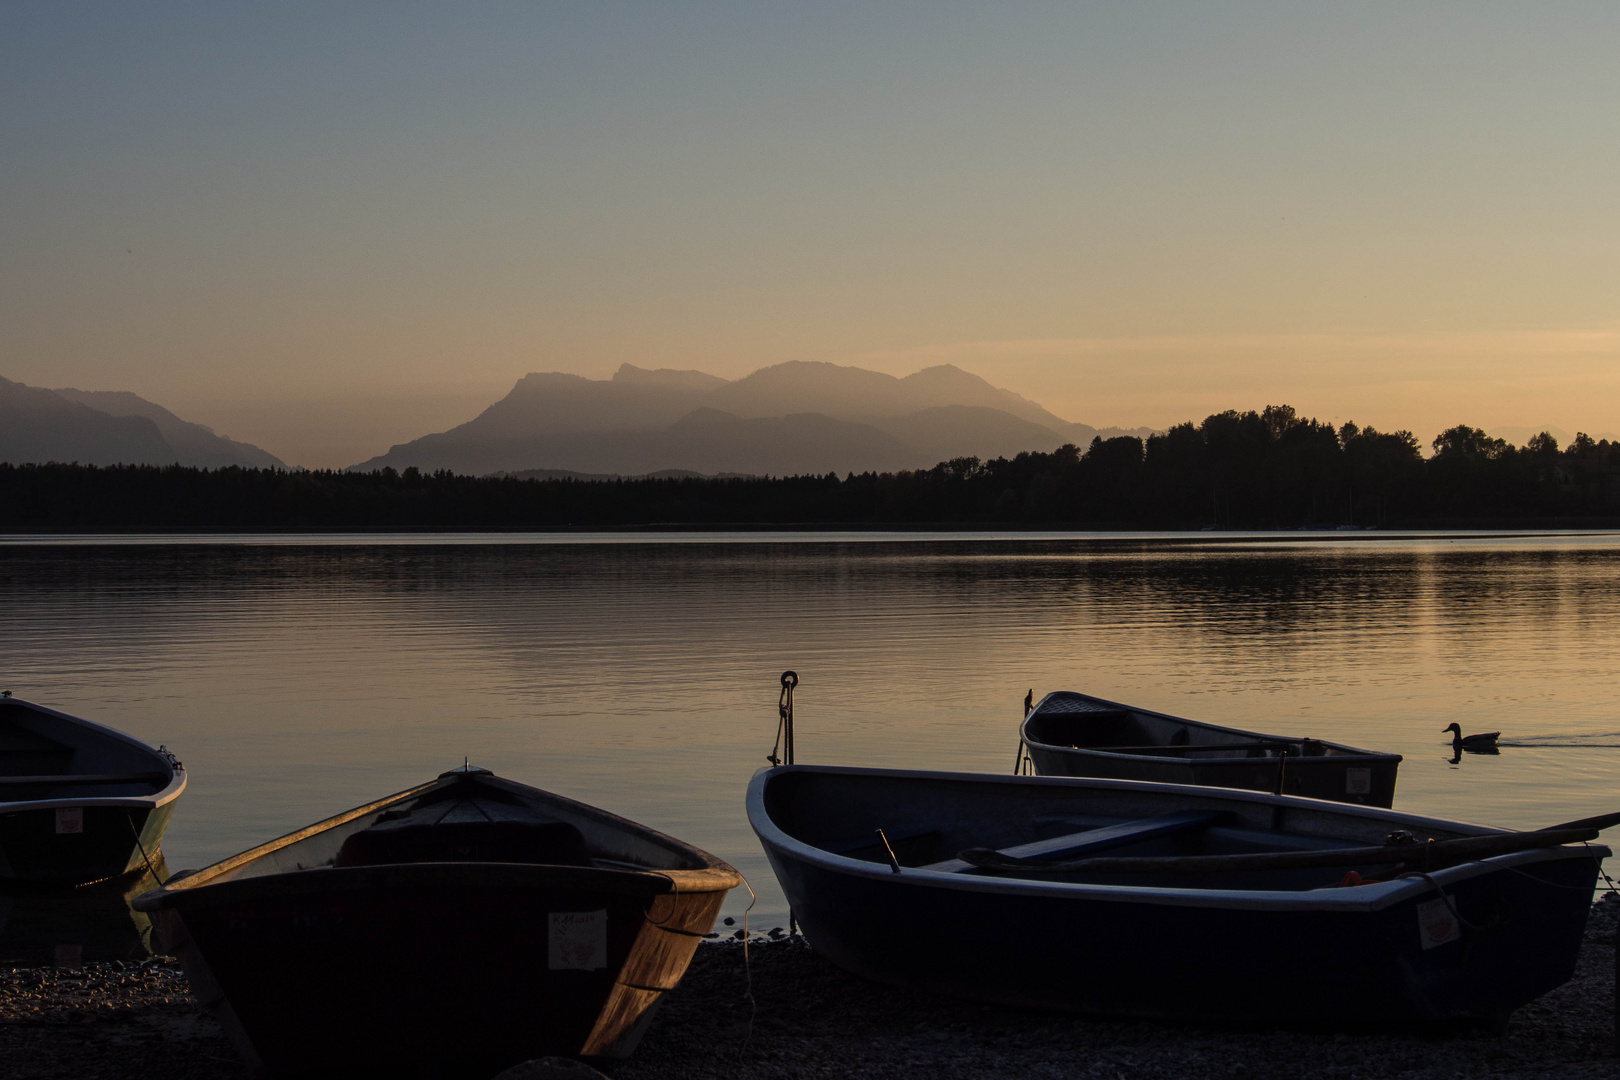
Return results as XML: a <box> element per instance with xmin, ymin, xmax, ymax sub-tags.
<box><xmin>2</xmin><ymin>531</ymin><xmax>1618</xmax><ymax>934</ymax></box>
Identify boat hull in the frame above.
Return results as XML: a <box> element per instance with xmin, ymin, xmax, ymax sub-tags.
<box><xmin>0</xmin><ymin>802</ymin><xmax>172</xmax><ymax>885</ymax></box>
<box><xmin>135</xmin><ymin>769</ymin><xmax>738</xmax><ymax>1077</ymax></box>
<box><xmin>0</xmin><ymin>697</ymin><xmax>184</xmax><ymax>886</ymax></box>
<box><xmin>1026</xmin><ymin>742</ymin><xmax>1400</xmax><ymax>807</ymax></box>
<box><xmin>150</xmin><ymin>862</ymin><xmax>724</xmax><ymax>1077</ymax></box>
<box><xmin>764</xmin><ymin>839</ymin><xmax>1592</xmax><ymax>1023</ymax></box>
<box><xmin>751</xmin><ymin>765</ymin><xmax>1602</xmax><ymax>1025</ymax></box>
<box><xmin>1022</xmin><ymin>692</ymin><xmax>1401</xmax><ymax>807</ymax></box>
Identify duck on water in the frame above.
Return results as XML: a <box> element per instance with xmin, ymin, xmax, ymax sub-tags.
<box><xmin>1445</xmin><ymin>723</ymin><xmax>1501</xmax><ymax>753</ymax></box>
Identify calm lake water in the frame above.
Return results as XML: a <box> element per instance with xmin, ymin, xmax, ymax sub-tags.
<box><xmin>4</xmin><ymin>531</ymin><xmax>1619</xmax><ymax>952</ymax></box>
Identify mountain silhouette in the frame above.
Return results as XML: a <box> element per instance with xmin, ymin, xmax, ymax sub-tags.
<box><xmin>612</xmin><ymin>363</ymin><xmax>730</xmax><ymax>392</ymax></box>
<box><xmin>1</xmin><ymin>377</ymin><xmax>174</xmax><ymax>466</ymax></box>
<box><xmin>52</xmin><ymin>388</ymin><xmax>285</xmax><ymax>468</ymax></box>
<box><xmin>704</xmin><ymin>361</ymin><xmax>1087</xmax><ymax>436</ymax></box>
<box><xmin>430</xmin><ymin>370</ymin><xmax>713</xmax><ymax>443</ymax></box>
<box><xmin>0</xmin><ymin>377</ymin><xmax>284</xmax><ymax>468</ymax></box>
<box><xmin>649</xmin><ymin>408</ymin><xmax>918</xmax><ymax>476</ymax></box>
<box><xmin>351</xmin><ymin>360</ymin><xmax>1153</xmax><ymax>476</ymax></box>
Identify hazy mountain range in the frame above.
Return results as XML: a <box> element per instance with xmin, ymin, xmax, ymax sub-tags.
<box><xmin>6</xmin><ymin>363</ymin><xmax>1611</xmax><ymax>478</ymax></box>
<box><xmin>352</xmin><ymin>361</ymin><xmax>1154</xmax><ymax>477</ymax></box>
<box><xmin>0</xmin><ymin>376</ymin><xmax>284</xmax><ymax>469</ymax></box>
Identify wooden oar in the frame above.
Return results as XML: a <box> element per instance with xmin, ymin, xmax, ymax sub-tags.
<box><xmin>1548</xmin><ymin>811</ymin><xmax>1620</xmax><ymax>833</ymax></box>
<box><xmin>957</xmin><ymin>826</ymin><xmax>1600</xmax><ymax>876</ymax></box>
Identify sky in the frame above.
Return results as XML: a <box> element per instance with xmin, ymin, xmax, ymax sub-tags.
<box><xmin>2</xmin><ymin>2</ymin><xmax>1617</xmax><ymax>468</ymax></box>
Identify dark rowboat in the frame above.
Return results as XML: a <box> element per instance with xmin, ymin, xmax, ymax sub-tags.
<box><xmin>133</xmin><ymin>766</ymin><xmax>740</xmax><ymax>1078</ymax></box>
<box><xmin>0</xmin><ymin>697</ymin><xmax>184</xmax><ymax>884</ymax></box>
<box><xmin>1021</xmin><ymin>690</ymin><xmax>1401</xmax><ymax>807</ymax></box>
<box><xmin>750</xmin><ymin>764</ymin><xmax>1607</xmax><ymax>1025</ymax></box>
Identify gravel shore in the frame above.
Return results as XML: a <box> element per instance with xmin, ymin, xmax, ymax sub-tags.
<box><xmin>5</xmin><ymin>900</ymin><xmax>1618</xmax><ymax>1079</ymax></box>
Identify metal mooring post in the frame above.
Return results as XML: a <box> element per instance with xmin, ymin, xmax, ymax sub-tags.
<box><xmin>779</xmin><ymin>670</ymin><xmax>798</xmax><ymax>766</ymax></box>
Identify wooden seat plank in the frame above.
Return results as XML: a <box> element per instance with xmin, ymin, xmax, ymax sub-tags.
<box><xmin>921</xmin><ymin>810</ymin><xmax>1229</xmax><ymax>874</ymax></box>
<box><xmin>1082</xmin><ymin>742</ymin><xmax>1291</xmax><ymax>755</ymax></box>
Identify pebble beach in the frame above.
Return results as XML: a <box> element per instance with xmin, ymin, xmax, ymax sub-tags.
<box><xmin>5</xmin><ymin>899</ymin><xmax>1617</xmax><ymax>1080</ymax></box>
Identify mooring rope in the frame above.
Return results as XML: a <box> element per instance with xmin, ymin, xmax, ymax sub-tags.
<box><xmin>641</xmin><ymin>872</ymin><xmax>681</xmax><ymax>927</ymax></box>
<box><xmin>125</xmin><ymin>811</ymin><xmax>168</xmax><ymax>885</ymax></box>
<box><xmin>734</xmin><ymin>871</ymin><xmax>759</xmax><ymax>1065</ymax></box>
<box><xmin>1410</xmin><ymin>871</ymin><xmax>1490</xmax><ymax>934</ymax></box>
<box><xmin>1585</xmin><ymin>841</ymin><xmax>1620</xmax><ymax>897</ymax></box>
<box><xmin>1013</xmin><ymin>691</ymin><xmax>1033</xmax><ymax>774</ymax></box>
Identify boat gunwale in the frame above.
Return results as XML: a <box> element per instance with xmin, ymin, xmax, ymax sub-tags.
<box><xmin>135</xmin><ymin>769</ymin><xmax>740</xmax><ymax>908</ymax></box>
<box><xmin>0</xmin><ymin>697</ymin><xmax>186</xmax><ymax>813</ymax></box>
<box><xmin>1020</xmin><ymin>691</ymin><xmax>1403</xmax><ymax>765</ymax></box>
<box><xmin>748</xmin><ymin>764</ymin><xmax>1607</xmax><ymax>913</ymax></box>
<box><xmin>131</xmin><ymin>858</ymin><xmax>731</xmax><ymax>913</ymax></box>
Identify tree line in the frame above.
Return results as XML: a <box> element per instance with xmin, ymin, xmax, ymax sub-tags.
<box><xmin>2</xmin><ymin>405</ymin><xmax>1616</xmax><ymax>531</ymax></box>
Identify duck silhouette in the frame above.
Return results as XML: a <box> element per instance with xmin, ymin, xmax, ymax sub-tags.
<box><xmin>1444</xmin><ymin>723</ymin><xmax>1499</xmax><ymax>752</ymax></box>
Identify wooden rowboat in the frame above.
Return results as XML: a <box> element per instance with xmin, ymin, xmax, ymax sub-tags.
<box><xmin>133</xmin><ymin>766</ymin><xmax>740</xmax><ymax>1078</ymax></box>
<box><xmin>0</xmin><ymin>696</ymin><xmax>184</xmax><ymax>884</ymax></box>
<box><xmin>1020</xmin><ymin>690</ymin><xmax>1401</xmax><ymax>807</ymax></box>
<box><xmin>750</xmin><ymin>764</ymin><xmax>1607</xmax><ymax>1025</ymax></box>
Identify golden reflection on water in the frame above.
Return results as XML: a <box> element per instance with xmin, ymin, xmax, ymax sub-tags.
<box><xmin>4</xmin><ymin>533</ymin><xmax>1618</xmax><ymax>923</ymax></box>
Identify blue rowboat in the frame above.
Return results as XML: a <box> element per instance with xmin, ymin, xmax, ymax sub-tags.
<box><xmin>749</xmin><ymin>764</ymin><xmax>1607</xmax><ymax>1025</ymax></box>
<box><xmin>1021</xmin><ymin>691</ymin><xmax>1401</xmax><ymax>807</ymax></box>
<box><xmin>0</xmin><ymin>697</ymin><xmax>184</xmax><ymax>885</ymax></box>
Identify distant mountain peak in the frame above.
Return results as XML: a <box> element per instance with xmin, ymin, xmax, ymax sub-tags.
<box><xmin>51</xmin><ymin>386</ymin><xmax>285</xmax><ymax>469</ymax></box>
<box><xmin>513</xmin><ymin>371</ymin><xmax>593</xmax><ymax>390</ymax></box>
<box><xmin>348</xmin><ymin>358</ymin><xmax>1142</xmax><ymax>476</ymax></box>
<box><xmin>905</xmin><ymin>362</ymin><xmax>972</xmax><ymax>377</ymax></box>
<box><xmin>0</xmin><ymin>377</ymin><xmax>283</xmax><ymax>469</ymax></box>
<box><xmin>612</xmin><ymin>364</ymin><xmax>730</xmax><ymax>390</ymax></box>
<box><xmin>738</xmin><ymin>359</ymin><xmax>899</xmax><ymax>383</ymax></box>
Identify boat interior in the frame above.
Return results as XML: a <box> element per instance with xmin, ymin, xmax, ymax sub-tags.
<box><xmin>765</xmin><ymin>768</ymin><xmax>1479</xmax><ymax>893</ymax></box>
<box><xmin>205</xmin><ymin>771</ymin><xmax>717</xmax><ymax>883</ymax></box>
<box><xmin>0</xmin><ymin>701</ymin><xmax>171</xmax><ymax>802</ymax></box>
<box><xmin>1027</xmin><ymin>693</ymin><xmax>1347</xmax><ymax>758</ymax></box>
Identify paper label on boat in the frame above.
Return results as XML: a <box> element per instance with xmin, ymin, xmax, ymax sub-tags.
<box><xmin>1344</xmin><ymin>768</ymin><xmax>1372</xmax><ymax>795</ymax></box>
<box><xmin>549</xmin><ymin>910</ymin><xmax>608</xmax><ymax>970</ymax></box>
<box><xmin>54</xmin><ymin>807</ymin><xmax>83</xmax><ymax>835</ymax></box>
<box><xmin>1417</xmin><ymin>897</ymin><xmax>1460</xmax><ymax>950</ymax></box>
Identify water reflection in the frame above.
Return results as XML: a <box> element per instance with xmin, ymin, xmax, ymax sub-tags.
<box><xmin>1</xmin><ymin>533</ymin><xmax>1617</xmax><ymax>925</ymax></box>
<box><xmin>0</xmin><ymin>861</ymin><xmax>165</xmax><ymax>966</ymax></box>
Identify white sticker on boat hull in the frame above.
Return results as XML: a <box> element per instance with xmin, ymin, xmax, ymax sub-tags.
<box><xmin>549</xmin><ymin>910</ymin><xmax>608</xmax><ymax>970</ymax></box>
<box><xmin>1417</xmin><ymin>897</ymin><xmax>1460</xmax><ymax>950</ymax></box>
<box><xmin>55</xmin><ymin>807</ymin><xmax>83</xmax><ymax>835</ymax></box>
<box><xmin>1345</xmin><ymin>768</ymin><xmax>1371</xmax><ymax>795</ymax></box>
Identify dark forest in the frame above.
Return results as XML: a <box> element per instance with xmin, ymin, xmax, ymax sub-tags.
<box><xmin>4</xmin><ymin>406</ymin><xmax>1617</xmax><ymax>531</ymax></box>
